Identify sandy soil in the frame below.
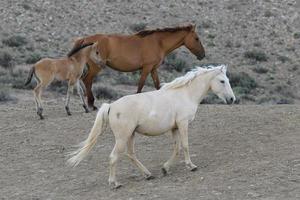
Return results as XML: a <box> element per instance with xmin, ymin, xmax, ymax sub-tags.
<box><xmin>1</xmin><ymin>90</ymin><xmax>299</xmax><ymax>200</ymax></box>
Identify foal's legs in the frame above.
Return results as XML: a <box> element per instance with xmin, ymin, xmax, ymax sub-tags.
<box><xmin>65</xmin><ymin>80</ymin><xmax>75</xmax><ymax>116</ymax></box>
<box><xmin>177</xmin><ymin>120</ymin><xmax>197</xmax><ymax>171</ymax></box>
<box><xmin>77</xmin><ymin>80</ymin><xmax>89</xmax><ymax>113</ymax></box>
<box><xmin>162</xmin><ymin>129</ymin><xmax>181</xmax><ymax>175</ymax></box>
<box><xmin>126</xmin><ymin>133</ymin><xmax>153</xmax><ymax>179</ymax></box>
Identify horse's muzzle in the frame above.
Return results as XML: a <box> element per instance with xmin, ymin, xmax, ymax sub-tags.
<box><xmin>197</xmin><ymin>53</ymin><xmax>205</xmax><ymax>60</ymax></box>
<box><xmin>226</xmin><ymin>97</ymin><xmax>235</xmax><ymax>104</ymax></box>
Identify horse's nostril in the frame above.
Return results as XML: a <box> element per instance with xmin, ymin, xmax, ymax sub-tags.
<box><xmin>230</xmin><ymin>97</ymin><xmax>233</xmax><ymax>102</ymax></box>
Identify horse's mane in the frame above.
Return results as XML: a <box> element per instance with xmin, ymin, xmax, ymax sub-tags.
<box><xmin>161</xmin><ymin>66</ymin><xmax>219</xmax><ymax>90</ymax></box>
<box><xmin>67</xmin><ymin>43</ymin><xmax>94</xmax><ymax>57</ymax></box>
<box><xmin>135</xmin><ymin>24</ymin><xmax>194</xmax><ymax>37</ymax></box>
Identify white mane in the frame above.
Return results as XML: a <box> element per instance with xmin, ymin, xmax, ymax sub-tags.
<box><xmin>161</xmin><ymin>65</ymin><xmax>224</xmax><ymax>90</ymax></box>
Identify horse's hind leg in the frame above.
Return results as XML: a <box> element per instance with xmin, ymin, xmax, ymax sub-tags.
<box><xmin>162</xmin><ymin>129</ymin><xmax>181</xmax><ymax>175</ymax></box>
<box><xmin>108</xmin><ymin>139</ymin><xmax>127</xmax><ymax>189</ymax></box>
<box><xmin>77</xmin><ymin>80</ymin><xmax>89</xmax><ymax>113</ymax></box>
<box><xmin>65</xmin><ymin>81</ymin><xmax>74</xmax><ymax>116</ymax></box>
<box><xmin>33</xmin><ymin>83</ymin><xmax>44</xmax><ymax>120</ymax></box>
<box><xmin>177</xmin><ymin>120</ymin><xmax>197</xmax><ymax>171</ymax></box>
<box><xmin>126</xmin><ymin>133</ymin><xmax>153</xmax><ymax>180</ymax></box>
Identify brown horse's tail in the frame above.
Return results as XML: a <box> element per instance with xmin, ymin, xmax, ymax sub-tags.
<box><xmin>24</xmin><ymin>66</ymin><xmax>35</xmax><ymax>86</ymax></box>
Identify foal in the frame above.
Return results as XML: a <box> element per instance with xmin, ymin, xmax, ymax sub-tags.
<box><xmin>68</xmin><ymin>65</ymin><xmax>236</xmax><ymax>188</ymax></box>
<box><xmin>25</xmin><ymin>42</ymin><xmax>102</xmax><ymax>119</ymax></box>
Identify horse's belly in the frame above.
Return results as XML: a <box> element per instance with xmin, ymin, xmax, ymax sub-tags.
<box><xmin>136</xmin><ymin>115</ymin><xmax>175</xmax><ymax>136</ymax></box>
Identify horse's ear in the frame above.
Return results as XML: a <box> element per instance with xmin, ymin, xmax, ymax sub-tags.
<box><xmin>93</xmin><ymin>41</ymin><xmax>98</xmax><ymax>47</ymax></box>
<box><xmin>72</xmin><ymin>37</ymin><xmax>82</xmax><ymax>42</ymax></box>
<box><xmin>220</xmin><ymin>65</ymin><xmax>227</xmax><ymax>73</ymax></box>
<box><xmin>191</xmin><ymin>24</ymin><xmax>196</xmax><ymax>31</ymax></box>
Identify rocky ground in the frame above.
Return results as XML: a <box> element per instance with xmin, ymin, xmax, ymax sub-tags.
<box><xmin>0</xmin><ymin>90</ymin><xmax>300</xmax><ymax>200</ymax></box>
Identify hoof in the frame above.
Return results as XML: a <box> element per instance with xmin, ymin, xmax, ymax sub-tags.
<box><xmin>83</xmin><ymin>105</ymin><xmax>89</xmax><ymax>113</ymax></box>
<box><xmin>38</xmin><ymin>114</ymin><xmax>44</xmax><ymax>120</ymax></box>
<box><xmin>92</xmin><ymin>106</ymin><xmax>98</xmax><ymax>111</ymax></box>
<box><xmin>65</xmin><ymin>106</ymin><xmax>71</xmax><ymax>115</ymax></box>
<box><xmin>162</xmin><ymin>167</ymin><xmax>168</xmax><ymax>176</ymax></box>
<box><xmin>145</xmin><ymin>175</ymin><xmax>155</xmax><ymax>180</ymax></box>
<box><xmin>109</xmin><ymin>182</ymin><xmax>122</xmax><ymax>190</ymax></box>
<box><xmin>190</xmin><ymin>166</ymin><xmax>198</xmax><ymax>172</ymax></box>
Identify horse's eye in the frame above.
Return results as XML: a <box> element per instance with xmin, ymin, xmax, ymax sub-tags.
<box><xmin>96</xmin><ymin>51</ymin><xmax>99</xmax><ymax>55</ymax></box>
<box><xmin>195</xmin><ymin>37</ymin><xmax>199</xmax><ymax>41</ymax></box>
<box><xmin>220</xmin><ymin>80</ymin><xmax>225</xmax><ymax>84</ymax></box>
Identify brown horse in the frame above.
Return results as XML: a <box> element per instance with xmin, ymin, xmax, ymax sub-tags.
<box><xmin>68</xmin><ymin>24</ymin><xmax>205</xmax><ymax>110</ymax></box>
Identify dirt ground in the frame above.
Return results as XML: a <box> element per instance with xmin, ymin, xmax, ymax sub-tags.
<box><xmin>0</xmin><ymin>90</ymin><xmax>299</xmax><ymax>200</ymax></box>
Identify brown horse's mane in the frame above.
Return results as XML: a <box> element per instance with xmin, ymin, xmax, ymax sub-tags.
<box><xmin>135</xmin><ymin>25</ymin><xmax>194</xmax><ymax>37</ymax></box>
<box><xmin>67</xmin><ymin>43</ymin><xmax>94</xmax><ymax>57</ymax></box>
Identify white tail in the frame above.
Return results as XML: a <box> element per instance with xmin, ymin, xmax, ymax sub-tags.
<box><xmin>67</xmin><ymin>103</ymin><xmax>110</xmax><ymax>167</ymax></box>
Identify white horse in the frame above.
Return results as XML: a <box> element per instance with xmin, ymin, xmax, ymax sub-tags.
<box><xmin>68</xmin><ymin>65</ymin><xmax>236</xmax><ymax>188</ymax></box>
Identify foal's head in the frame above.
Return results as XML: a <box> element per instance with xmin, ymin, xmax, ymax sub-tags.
<box><xmin>210</xmin><ymin>65</ymin><xmax>236</xmax><ymax>104</ymax></box>
<box><xmin>183</xmin><ymin>25</ymin><xmax>205</xmax><ymax>60</ymax></box>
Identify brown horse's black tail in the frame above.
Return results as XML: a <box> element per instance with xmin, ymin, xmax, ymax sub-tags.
<box><xmin>24</xmin><ymin>67</ymin><xmax>35</xmax><ymax>86</ymax></box>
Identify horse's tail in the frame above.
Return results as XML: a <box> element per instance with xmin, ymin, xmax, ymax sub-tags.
<box><xmin>24</xmin><ymin>66</ymin><xmax>35</xmax><ymax>86</ymax></box>
<box><xmin>67</xmin><ymin>103</ymin><xmax>110</xmax><ymax>167</ymax></box>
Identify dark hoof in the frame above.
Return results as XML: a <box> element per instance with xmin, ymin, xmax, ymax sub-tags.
<box><xmin>145</xmin><ymin>175</ymin><xmax>155</xmax><ymax>180</ymax></box>
<box><xmin>191</xmin><ymin>166</ymin><xmax>198</xmax><ymax>172</ymax></box>
<box><xmin>83</xmin><ymin>105</ymin><xmax>89</xmax><ymax>113</ymax></box>
<box><xmin>162</xmin><ymin>167</ymin><xmax>168</xmax><ymax>176</ymax></box>
<box><xmin>65</xmin><ymin>106</ymin><xmax>71</xmax><ymax>116</ymax></box>
<box><xmin>92</xmin><ymin>106</ymin><xmax>98</xmax><ymax>111</ymax></box>
<box><xmin>111</xmin><ymin>183</ymin><xmax>122</xmax><ymax>190</ymax></box>
<box><xmin>38</xmin><ymin>114</ymin><xmax>44</xmax><ymax>120</ymax></box>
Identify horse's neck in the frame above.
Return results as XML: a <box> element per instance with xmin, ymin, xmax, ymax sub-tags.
<box><xmin>71</xmin><ymin>47</ymin><xmax>91</xmax><ymax>69</ymax></box>
<box><xmin>158</xmin><ymin>31</ymin><xmax>187</xmax><ymax>55</ymax></box>
<box><xmin>181</xmin><ymin>72</ymin><xmax>213</xmax><ymax>104</ymax></box>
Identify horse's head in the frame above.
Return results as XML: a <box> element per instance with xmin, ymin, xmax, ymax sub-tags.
<box><xmin>210</xmin><ymin>65</ymin><xmax>236</xmax><ymax>104</ymax></box>
<box><xmin>89</xmin><ymin>42</ymin><xmax>103</xmax><ymax>65</ymax></box>
<box><xmin>183</xmin><ymin>25</ymin><xmax>205</xmax><ymax>60</ymax></box>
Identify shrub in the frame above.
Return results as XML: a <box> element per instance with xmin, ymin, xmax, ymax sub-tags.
<box><xmin>244</xmin><ymin>50</ymin><xmax>268</xmax><ymax>62</ymax></box>
<box><xmin>0</xmin><ymin>88</ymin><xmax>14</xmax><ymax>102</ymax></box>
<box><xmin>294</xmin><ymin>32</ymin><xmax>300</xmax><ymax>39</ymax></box>
<box><xmin>0</xmin><ymin>50</ymin><xmax>14</xmax><ymax>69</ymax></box>
<box><xmin>2</xmin><ymin>35</ymin><xmax>27</xmax><ymax>47</ymax></box>
<box><xmin>164</xmin><ymin>53</ymin><xmax>188</xmax><ymax>72</ymax></box>
<box><xmin>200</xmin><ymin>93</ymin><xmax>223</xmax><ymax>104</ymax></box>
<box><xmin>130</xmin><ymin>23</ymin><xmax>147</xmax><ymax>32</ymax></box>
<box><xmin>26</xmin><ymin>52</ymin><xmax>41</xmax><ymax>64</ymax></box>
<box><xmin>277</xmin><ymin>55</ymin><xmax>290</xmax><ymax>63</ymax></box>
<box><xmin>228</xmin><ymin>71</ymin><xmax>257</xmax><ymax>94</ymax></box>
<box><xmin>48</xmin><ymin>80</ymin><xmax>67</xmax><ymax>94</ymax></box>
<box><xmin>93</xmin><ymin>86</ymin><xmax>120</xmax><ymax>100</ymax></box>
<box><xmin>252</xmin><ymin>66</ymin><xmax>268</xmax><ymax>74</ymax></box>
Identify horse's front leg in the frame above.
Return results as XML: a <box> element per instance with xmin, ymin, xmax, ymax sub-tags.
<box><xmin>177</xmin><ymin>120</ymin><xmax>198</xmax><ymax>171</ymax></box>
<box><xmin>82</xmin><ymin>61</ymin><xmax>102</xmax><ymax>110</ymax></box>
<box><xmin>151</xmin><ymin>68</ymin><xmax>161</xmax><ymax>90</ymax></box>
<box><xmin>162</xmin><ymin>129</ymin><xmax>181</xmax><ymax>175</ymax></box>
<box><xmin>136</xmin><ymin>66</ymin><xmax>152</xmax><ymax>93</ymax></box>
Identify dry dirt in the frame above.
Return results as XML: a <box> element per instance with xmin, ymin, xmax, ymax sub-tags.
<box><xmin>1</xmin><ymin>90</ymin><xmax>299</xmax><ymax>200</ymax></box>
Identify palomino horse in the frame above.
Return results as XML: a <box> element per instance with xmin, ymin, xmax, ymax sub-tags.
<box><xmin>68</xmin><ymin>65</ymin><xmax>235</xmax><ymax>188</ymax></box>
<box><xmin>68</xmin><ymin>24</ymin><xmax>205</xmax><ymax>110</ymax></box>
<box><xmin>25</xmin><ymin>42</ymin><xmax>102</xmax><ymax>119</ymax></box>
